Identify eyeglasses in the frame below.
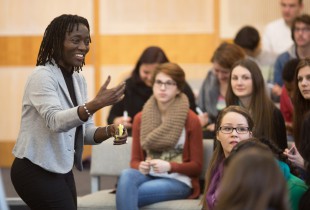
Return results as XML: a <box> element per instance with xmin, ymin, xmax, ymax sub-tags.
<box><xmin>154</xmin><ymin>80</ymin><xmax>176</xmax><ymax>89</ymax></box>
<box><xmin>219</xmin><ymin>126</ymin><xmax>250</xmax><ymax>134</ymax></box>
<box><xmin>294</xmin><ymin>27</ymin><xmax>310</xmax><ymax>33</ymax></box>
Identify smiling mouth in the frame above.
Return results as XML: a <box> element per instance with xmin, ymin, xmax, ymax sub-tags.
<box><xmin>75</xmin><ymin>54</ymin><xmax>84</xmax><ymax>59</ymax></box>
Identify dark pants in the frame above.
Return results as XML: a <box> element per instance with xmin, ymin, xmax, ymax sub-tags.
<box><xmin>11</xmin><ymin>158</ymin><xmax>77</xmax><ymax>210</ymax></box>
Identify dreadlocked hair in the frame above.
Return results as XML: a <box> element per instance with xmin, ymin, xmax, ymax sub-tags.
<box><xmin>36</xmin><ymin>14</ymin><xmax>91</xmax><ymax>72</ymax></box>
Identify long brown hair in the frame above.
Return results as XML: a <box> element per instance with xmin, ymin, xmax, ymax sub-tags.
<box><xmin>201</xmin><ymin>105</ymin><xmax>253</xmax><ymax>209</ymax></box>
<box><xmin>293</xmin><ymin>58</ymin><xmax>310</xmax><ymax>148</ymax></box>
<box><xmin>215</xmin><ymin>148</ymin><xmax>289</xmax><ymax>210</ymax></box>
<box><xmin>226</xmin><ymin>58</ymin><xmax>280</xmax><ymax>147</ymax></box>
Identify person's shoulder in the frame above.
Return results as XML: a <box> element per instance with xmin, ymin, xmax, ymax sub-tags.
<box><xmin>276</xmin><ymin>50</ymin><xmax>290</xmax><ymax>62</ymax></box>
<box><xmin>186</xmin><ymin>110</ymin><xmax>201</xmax><ymax>125</ymax></box>
<box><xmin>266</xmin><ymin>18</ymin><xmax>285</xmax><ymax>28</ymax></box>
<box><xmin>30</xmin><ymin>64</ymin><xmax>57</xmax><ymax>79</ymax></box>
<box><xmin>134</xmin><ymin>111</ymin><xmax>142</xmax><ymax>121</ymax></box>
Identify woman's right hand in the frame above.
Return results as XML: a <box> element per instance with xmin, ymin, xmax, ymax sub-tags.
<box><xmin>139</xmin><ymin>160</ymin><xmax>151</xmax><ymax>175</ymax></box>
<box><xmin>95</xmin><ymin>76</ymin><xmax>125</xmax><ymax>108</ymax></box>
<box><xmin>113</xmin><ymin>116</ymin><xmax>132</xmax><ymax>129</ymax></box>
<box><xmin>86</xmin><ymin>76</ymin><xmax>126</xmax><ymax>115</ymax></box>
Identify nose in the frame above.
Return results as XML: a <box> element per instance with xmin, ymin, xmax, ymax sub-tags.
<box><xmin>231</xmin><ymin>128</ymin><xmax>238</xmax><ymax>135</ymax></box>
<box><xmin>160</xmin><ymin>83</ymin><xmax>167</xmax><ymax>90</ymax></box>
<box><xmin>78</xmin><ymin>41</ymin><xmax>88</xmax><ymax>51</ymax></box>
<box><xmin>237</xmin><ymin>78</ymin><xmax>242</xmax><ymax>84</ymax></box>
<box><xmin>301</xmin><ymin>78</ymin><xmax>308</xmax><ymax>86</ymax></box>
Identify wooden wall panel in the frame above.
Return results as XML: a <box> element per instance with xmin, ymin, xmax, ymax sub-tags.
<box><xmin>0</xmin><ymin>36</ymin><xmax>96</xmax><ymax>66</ymax></box>
<box><xmin>0</xmin><ymin>34</ymin><xmax>218</xmax><ymax>66</ymax></box>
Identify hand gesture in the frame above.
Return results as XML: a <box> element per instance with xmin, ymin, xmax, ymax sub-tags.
<box><xmin>149</xmin><ymin>159</ymin><xmax>171</xmax><ymax>173</ymax></box>
<box><xmin>94</xmin><ymin>76</ymin><xmax>126</xmax><ymax>109</ymax></box>
<box><xmin>283</xmin><ymin>144</ymin><xmax>305</xmax><ymax>169</ymax></box>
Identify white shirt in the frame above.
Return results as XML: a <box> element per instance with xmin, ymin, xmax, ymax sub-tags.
<box><xmin>262</xmin><ymin>18</ymin><xmax>293</xmax><ymax>55</ymax></box>
<box><xmin>149</xmin><ymin>128</ymin><xmax>192</xmax><ymax>188</ymax></box>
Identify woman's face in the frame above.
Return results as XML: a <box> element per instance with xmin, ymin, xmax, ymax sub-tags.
<box><xmin>298</xmin><ymin>66</ymin><xmax>310</xmax><ymax>100</ymax></box>
<box><xmin>231</xmin><ymin>65</ymin><xmax>253</xmax><ymax>99</ymax></box>
<box><xmin>139</xmin><ymin>63</ymin><xmax>158</xmax><ymax>87</ymax></box>
<box><xmin>213</xmin><ymin>62</ymin><xmax>230</xmax><ymax>84</ymax></box>
<box><xmin>59</xmin><ymin>24</ymin><xmax>90</xmax><ymax>71</ymax></box>
<box><xmin>153</xmin><ymin>72</ymin><xmax>180</xmax><ymax>105</ymax></box>
<box><xmin>217</xmin><ymin>112</ymin><xmax>252</xmax><ymax>157</ymax></box>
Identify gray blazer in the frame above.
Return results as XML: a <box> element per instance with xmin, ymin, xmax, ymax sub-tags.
<box><xmin>13</xmin><ymin>62</ymin><xmax>98</xmax><ymax>174</ymax></box>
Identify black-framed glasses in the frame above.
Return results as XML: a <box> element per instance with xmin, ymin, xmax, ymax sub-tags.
<box><xmin>154</xmin><ymin>80</ymin><xmax>176</xmax><ymax>89</ymax></box>
<box><xmin>219</xmin><ymin>126</ymin><xmax>250</xmax><ymax>134</ymax></box>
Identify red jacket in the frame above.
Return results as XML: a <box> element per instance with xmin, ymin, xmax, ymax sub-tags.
<box><xmin>131</xmin><ymin>110</ymin><xmax>203</xmax><ymax>199</ymax></box>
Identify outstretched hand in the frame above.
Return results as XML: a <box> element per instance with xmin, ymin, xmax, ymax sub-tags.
<box><xmin>94</xmin><ymin>76</ymin><xmax>126</xmax><ymax>108</ymax></box>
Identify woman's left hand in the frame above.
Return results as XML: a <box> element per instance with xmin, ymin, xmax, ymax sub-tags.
<box><xmin>149</xmin><ymin>159</ymin><xmax>171</xmax><ymax>173</ymax></box>
<box><xmin>110</xmin><ymin>124</ymin><xmax>128</xmax><ymax>145</ymax></box>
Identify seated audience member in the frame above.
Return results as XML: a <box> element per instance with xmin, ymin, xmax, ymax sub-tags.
<box><xmin>201</xmin><ymin>105</ymin><xmax>253</xmax><ymax>210</ymax></box>
<box><xmin>223</xmin><ymin>137</ymin><xmax>307</xmax><ymax>210</ymax></box>
<box><xmin>292</xmin><ymin>58</ymin><xmax>310</xmax><ymax>149</ymax></box>
<box><xmin>107</xmin><ymin>46</ymin><xmax>197</xmax><ymax>135</ymax></box>
<box><xmin>234</xmin><ymin>25</ymin><xmax>277</xmax><ymax>83</ymax></box>
<box><xmin>196</xmin><ymin>42</ymin><xmax>245</xmax><ymax>139</ymax></box>
<box><xmin>284</xmin><ymin>58</ymin><xmax>310</xmax><ymax>179</ymax></box>
<box><xmin>283</xmin><ymin>58</ymin><xmax>310</xmax><ymax>178</ymax></box>
<box><xmin>116</xmin><ymin>63</ymin><xmax>203</xmax><ymax>209</ymax></box>
<box><xmin>262</xmin><ymin>0</ymin><xmax>303</xmax><ymax>56</ymax></box>
<box><xmin>215</xmin><ymin>146</ymin><xmax>290</xmax><ymax>210</ymax></box>
<box><xmin>280</xmin><ymin>58</ymin><xmax>299</xmax><ymax>139</ymax></box>
<box><xmin>226</xmin><ymin>58</ymin><xmax>288</xmax><ymax>150</ymax></box>
<box><xmin>298</xmin><ymin>111</ymin><xmax>310</xmax><ymax>210</ymax></box>
<box><xmin>272</xmin><ymin>14</ymin><xmax>310</xmax><ymax>99</ymax></box>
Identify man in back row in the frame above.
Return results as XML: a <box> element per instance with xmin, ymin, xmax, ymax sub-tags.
<box><xmin>262</xmin><ymin>0</ymin><xmax>303</xmax><ymax>56</ymax></box>
<box><xmin>272</xmin><ymin>14</ymin><xmax>310</xmax><ymax>98</ymax></box>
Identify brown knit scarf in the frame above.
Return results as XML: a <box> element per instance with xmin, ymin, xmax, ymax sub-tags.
<box><xmin>140</xmin><ymin>93</ymin><xmax>189</xmax><ymax>152</ymax></box>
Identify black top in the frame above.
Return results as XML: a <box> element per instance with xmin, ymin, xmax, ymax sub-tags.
<box><xmin>107</xmin><ymin>77</ymin><xmax>197</xmax><ymax>135</ymax></box>
<box><xmin>271</xmin><ymin>107</ymin><xmax>288</xmax><ymax>150</ymax></box>
<box><xmin>60</xmin><ymin>67</ymin><xmax>81</xmax><ymax>150</ymax></box>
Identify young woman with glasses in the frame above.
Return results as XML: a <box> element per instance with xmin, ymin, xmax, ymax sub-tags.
<box><xmin>107</xmin><ymin>46</ymin><xmax>197</xmax><ymax>136</ymax></box>
<box><xmin>226</xmin><ymin>58</ymin><xmax>288</xmax><ymax>150</ymax></box>
<box><xmin>201</xmin><ymin>105</ymin><xmax>253</xmax><ymax>210</ymax></box>
<box><xmin>116</xmin><ymin>63</ymin><xmax>203</xmax><ymax>210</ymax></box>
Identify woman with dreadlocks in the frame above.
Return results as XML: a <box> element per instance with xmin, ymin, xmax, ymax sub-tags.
<box><xmin>10</xmin><ymin>14</ymin><xmax>127</xmax><ymax>210</ymax></box>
